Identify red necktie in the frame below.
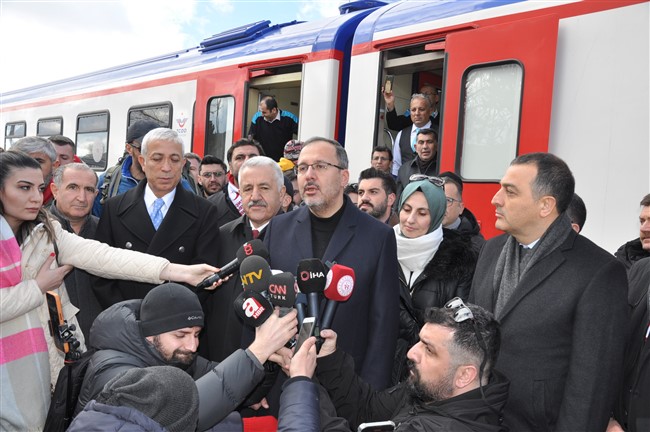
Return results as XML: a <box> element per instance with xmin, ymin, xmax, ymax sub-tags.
<box><xmin>252</xmin><ymin>229</ymin><xmax>259</xmax><ymax>239</ymax></box>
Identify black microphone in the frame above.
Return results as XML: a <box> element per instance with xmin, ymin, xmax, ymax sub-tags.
<box><xmin>196</xmin><ymin>239</ymin><xmax>268</xmax><ymax>289</ymax></box>
<box><xmin>267</xmin><ymin>272</ymin><xmax>297</xmax><ymax>317</ymax></box>
<box><xmin>320</xmin><ymin>264</ymin><xmax>355</xmax><ymax>331</ymax></box>
<box><xmin>296</xmin><ymin>259</ymin><xmax>327</xmax><ymax>323</ymax></box>
<box><xmin>239</xmin><ymin>255</ymin><xmax>272</xmax><ymax>296</ymax></box>
<box><xmin>233</xmin><ymin>289</ymin><xmax>274</xmax><ymax>327</ymax></box>
<box><xmin>295</xmin><ymin>293</ymin><xmax>307</xmax><ymax>327</ymax></box>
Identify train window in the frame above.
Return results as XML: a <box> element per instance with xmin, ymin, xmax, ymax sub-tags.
<box><xmin>127</xmin><ymin>103</ymin><xmax>172</xmax><ymax>128</ymax></box>
<box><xmin>37</xmin><ymin>117</ymin><xmax>63</xmax><ymax>137</ymax></box>
<box><xmin>459</xmin><ymin>62</ymin><xmax>523</xmax><ymax>180</ymax></box>
<box><xmin>5</xmin><ymin>121</ymin><xmax>26</xmax><ymax>149</ymax></box>
<box><xmin>206</xmin><ymin>96</ymin><xmax>235</xmax><ymax>160</ymax></box>
<box><xmin>76</xmin><ymin>111</ymin><xmax>110</xmax><ymax>171</ymax></box>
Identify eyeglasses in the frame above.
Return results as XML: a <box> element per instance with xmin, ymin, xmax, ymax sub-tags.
<box><xmin>294</xmin><ymin>161</ymin><xmax>344</xmax><ymax>176</ymax></box>
<box><xmin>409</xmin><ymin>174</ymin><xmax>445</xmax><ymax>188</ymax></box>
<box><xmin>444</xmin><ymin>297</ymin><xmax>500</xmax><ymax>417</ymax></box>
<box><xmin>201</xmin><ymin>172</ymin><xmax>225</xmax><ymax>179</ymax></box>
<box><xmin>445</xmin><ymin>196</ymin><xmax>462</xmax><ymax>207</ymax></box>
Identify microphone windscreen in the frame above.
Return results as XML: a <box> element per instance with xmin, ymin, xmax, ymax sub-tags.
<box><xmin>268</xmin><ymin>272</ymin><xmax>297</xmax><ymax>309</ymax></box>
<box><xmin>239</xmin><ymin>255</ymin><xmax>272</xmax><ymax>293</ymax></box>
<box><xmin>233</xmin><ymin>289</ymin><xmax>273</xmax><ymax>327</ymax></box>
<box><xmin>296</xmin><ymin>258</ymin><xmax>327</xmax><ymax>295</ymax></box>
<box><xmin>324</xmin><ymin>264</ymin><xmax>355</xmax><ymax>302</ymax></box>
<box><xmin>236</xmin><ymin>239</ymin><xmax>269</xmax><ymax>263</ymax></box>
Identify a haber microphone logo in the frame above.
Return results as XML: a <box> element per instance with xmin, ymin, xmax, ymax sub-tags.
<box><xmin>300</xmin><ymin>271</ymin><xmax>324</xmax><ymax>281</ymax></box>
<box><xmin>243</xmin><ymin>297</ymin><xmax>265</xmax><ymax>319</ymax></box>
<box><xmin>337</xmin><ymin>275</ymin><xmax>354</xmax><ymax>297</ymax></box>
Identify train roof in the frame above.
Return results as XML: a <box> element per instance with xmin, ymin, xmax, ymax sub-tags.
<box><xmin>353</xmin><ymin>0</ymin><xmax>530</xmax><ymax>45</ymax></box>
<box><xmin>2</xmin><ymin>1</ymin><xmax>384</xmax><ymax>106</ymax></box>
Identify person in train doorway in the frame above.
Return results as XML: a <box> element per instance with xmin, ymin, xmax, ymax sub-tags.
<box><xmin>207</xmin><ymin>138</ymin><xmax>264</xmax><ymax>227</ymax></box>
<box><xmin>396</xmin><ymin>128</ymin><xmax>438</xmax><ymax>199</ymax></box>
<box><xmin>383</xmin><ymin>83</ymin><xmax>440</xmax><ymax>133</ymax></box>
<box><xmin>92</xmin><ymin>120</ymin><xmax>194</xmax><ymax>217</ymax></box>
<box><xmin>247</xmin><ymin>95</ymin><xmax>298</xmax><ymax>162</ymax></box>
<box><xmin>469</xmin><ymin>152</ymin><xmax>628</xmax><ymax>432</ymax></box>
<box><xmin>93</xmin><ymin>128</ymin><xmax>221</xmax><ymax>308</ymax></box>
<box><xmin>390</xmin><ymin>94</ymin><xmax>435</xmax><ymax>177</ymax></box>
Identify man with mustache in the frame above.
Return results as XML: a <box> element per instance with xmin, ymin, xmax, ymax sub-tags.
<box><xmin>357</xmin><ymin>167</ymin><xmax>398</xmax><ymax>226</ymax></box>
<box><xmin>76</xmin><ymin>283</ymin><xmax>298</xmax><ymax>430</ymax></box>
<box><xmin>307</xmin><ymin>302</ymin><xmax>509</xmax><ymax>431</ymax></box>
<box><xmin>201</xmin><ymin>156</ymin><xmax>286</xmax><ymax>362</ymax></box>
<box><xmin>396</xmin><ymin>128</ymin><xmax>438</xmax><ymax>198</ymax></box>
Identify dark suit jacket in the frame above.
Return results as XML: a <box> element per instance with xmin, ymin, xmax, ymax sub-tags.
<box><xmin>470</xmin><ymin>231</ymin><xmax>629</xmax><ymax>432</ymax></box>
<box><xmin>264</xmin><ymin>198</ymin><xmax>400</xmax><ymax>390</ymax></box>
<box><xmin>93</xmin><ymin>181</ymin><xmax>221</xmax><ymax>308</ymax></box>
<box><xmin>207</xmin><ymin>188</ymin><xmax>242</xmax><ymax>228</ymax></box>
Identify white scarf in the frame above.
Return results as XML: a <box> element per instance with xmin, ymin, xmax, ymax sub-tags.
<box><xmin>227</xmin><ymin>181</ymin><xmax>245</xmax><ymax>216</ymax></box>
<box><xmin>394</xmin><ymin>224</ymin><xmax>444</xmax><ymax>288</ymax></box>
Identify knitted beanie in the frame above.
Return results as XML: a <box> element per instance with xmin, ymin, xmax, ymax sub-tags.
<box><xmin>399</xmin><ymin>179</ymin><xmax>447</xmax><ymax>233</ymax></box>
<box><xmin>96</xmin><ymin>366</ymin><xmax>199</xmax><ymax>432</ymax></box>
<box><xmin>140</xmin><ymin>283</ymin><xmax>204</xmax><ymax>337</ymax></box>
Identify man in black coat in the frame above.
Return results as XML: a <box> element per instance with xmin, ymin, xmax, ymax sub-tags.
<box><xmin>93</xmin><ymin>128</ymin><xmax>221</xmax><ymax>307</ymax></box>
<box><xmin>201</xmin><ymin>156</ymin><xmax>286</xmax><ymax>362</ymax></box>
<box><xmin>312</xmin><ymin>303</ymin><xmax>509</xmax><ymax>432</ymax></box>
<box><xmin>469</xmin><ymin>153</ymin><xmax>628</xmax><ymax>432</ymax></box>
<box><xmin>396</xmin><ymin>128</ymin><xmax>438</xmax><ymax>199</ymax></box>
<box><xmin>615</xmin><ymin>193</ymin><xmax>650</xmax><ymax>270</ymax></box>
<box><xmin>439</xmin><ymin>171</ymin><xmax>485</xmax><ymax>255</ymax></box>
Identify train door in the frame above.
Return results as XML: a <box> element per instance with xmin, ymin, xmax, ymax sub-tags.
<box><xmin>441</xmin><ymin>15</ymin><xmax>558</xmax><ymax>238</ymax></box>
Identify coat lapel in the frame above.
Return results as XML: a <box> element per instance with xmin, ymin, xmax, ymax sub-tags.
<box><xmin>116</xmin><ymin>182</ymin><xmax>155</xmax><ymax>245</ymax></box>
<box><xmin>148</xmin><ymin>186</ymin><xmax>198</xmax><ymax>255</ymax></box>
<box><xmin>293</xmin><ymin>207</ymin><xmax>315</xmax><ymax>259</ymax></box>
<box><xmin>322</xmin><ymin>200</ymin><xmax>357</xmax><ymax>264</ymax></box>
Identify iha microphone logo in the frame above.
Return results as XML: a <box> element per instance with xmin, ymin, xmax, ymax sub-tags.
<box><xmin>300</xmin><ymin>271</ymin><xmax>324</xmax><ymax>281</ymax></box>
<box><xmin>242</xmin><ymin>297</ymin><xmax>265</xmax><ymax>319</ymax></box>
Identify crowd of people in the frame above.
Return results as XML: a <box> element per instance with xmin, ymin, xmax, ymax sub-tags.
<box><xmin>0</xmin><ymin>92</ymin><xmax>648</xmax><ymax>432</ymax></box>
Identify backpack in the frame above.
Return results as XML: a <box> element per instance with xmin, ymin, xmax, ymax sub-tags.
<box><xmin>99</xmin><ymin>157</ymin><xmax>125</xmax><ymax>205</ymax></box>
<box><xmin>43</xmin><ymin>348</ymin><xmax>96</xmax><ymax>432</ymax></box>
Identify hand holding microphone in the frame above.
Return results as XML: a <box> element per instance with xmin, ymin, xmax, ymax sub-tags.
<box><xmin>196</xmin><ymin>239</ymin><xmax>268</xmax><ymax>289</ymax></box>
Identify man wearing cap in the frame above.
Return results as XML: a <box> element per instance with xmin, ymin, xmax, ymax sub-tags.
<box><xmin>76</xmin><ymin>283</ymin><xmax>298</xmax><ymax>430</ymax></box>
<box><xmin>92</xmin><ymin>120</ymin><xmax>194</xmax><ymax>217</ymax></box>
<box><xmin>439</xmin><ymin>171</ymin><xmax>485</xmax><ymax>255</ymax></box>
<box><xmin>202</xmin><ymin>156</ymin><xmax>287</xmax><ymax>362</ymax></box>
<box><xmin>93</xmin><ymin>128</ymin><xmax>221</xmax><ymax>308</ymax></box>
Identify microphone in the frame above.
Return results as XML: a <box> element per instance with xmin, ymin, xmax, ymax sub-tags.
<box><xmin>196</xmin><ymin>239</ymin><xmax>268</xmax><ymax>289</ymax></box>
<box><xmin>233</xmin><ymin>289</ymin><xmax>273</xmax><ymax>327</ymax></box>
<box><xmin>320</xmin><ymin>264</ymin><xmax>355</xmax><ymax>331</ymax></box>
<box><xmin>295</xmin><ymin>293</ymin><xmax>307</xmax><ymax>327</ymax></box>
<box><xmin>239</xmin><ymin>255</ymin><xmax>273</xmax><ymax>297</ymax></box>
<box><xmin>296</xmin><ymin>259</ymin><xmax>327</xmax><ymax>323</ymax></box>
<box><xmin>267</xmin><ymin>272</ymin><xmax>297</xmax><ymax>317</ymax></box>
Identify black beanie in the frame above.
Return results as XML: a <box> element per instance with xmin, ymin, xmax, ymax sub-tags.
<box><xmin>140</xmin><ymin>283</ymin><xmax>204</xmax><ymax>337</ymax></box>
<box><xmin>96</xmin><ymin>366</ymin><xmax>199</xmax><ymax>432</ymax></box>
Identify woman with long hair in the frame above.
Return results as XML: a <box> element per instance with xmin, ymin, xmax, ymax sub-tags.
<box><xmin>392</xmin><ymin>176</ymin><xmax>477</xmax><ymax>384</ymax></box>
<box><xmin>0</xmin><ymin>150</ymin><xmax>218</xmax><ymax>430</ymax></box>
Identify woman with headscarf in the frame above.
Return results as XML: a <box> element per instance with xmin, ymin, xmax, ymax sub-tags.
<box><xmin>392</xmin><ymin>177</ymin><xmax>477</xmax><ymax>384</ymax></box>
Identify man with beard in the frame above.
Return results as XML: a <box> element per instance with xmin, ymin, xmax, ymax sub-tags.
<box><xmin>198</xmin><ymin>155</ymin><xmax>227</xmax><ymax>198</ymax></box>
<box><xmin>357</xmin><ymin>167</ymin><xmax>398</xmax><ymax>226</ymax></box>
<box><xmin>310</xmin><ymin>301</ymin><xmax>509</xmax><ymax>431</ymax></box>
<box><xmin>76</xmin><ymin>283</ymin><xmax>298</xmax><ymax>430</ymax></box>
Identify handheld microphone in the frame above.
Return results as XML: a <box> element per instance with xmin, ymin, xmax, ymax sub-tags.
<box><xmin>239</xmin><ymin>255</ymin><xmax>273</xmax><ymax>297</ymax></box>
<box><xmin>296</xmin><ymin>259</ymin><xmax>327</xmax><ymax>322</ymax></box>
<box><xmin>196</xmin><ymin>239</ymin><xmax>268</xmax><ymax>289</ymax></box>
<box><xmin>295</xmin><ymin>293</ymin><xmax>307</xmax><ymax>327</ymax></box>
<box><xmin>233</xmin><ymin>289</ymin><xmax>273</xmax><ymax>327</ymax></box>
<box><xmin>320</xmin><ymin>264</ymin><xmax>355</xmax><ymax>331</ymax></box>
<box><xmin>267</xmin><ymin>272</ymin><xmax>297</xmax><ymax>317</ymax></box>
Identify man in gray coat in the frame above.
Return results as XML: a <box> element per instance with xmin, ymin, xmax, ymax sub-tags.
<box><xmin>469</xmin><ymin>152</ymin><xmax>628</xmax><ymax>432</ymax></box>
<box><xmin>76</xmin><ymin>283</ymin><xmax>297</xmax><ymax>430</ymax></box>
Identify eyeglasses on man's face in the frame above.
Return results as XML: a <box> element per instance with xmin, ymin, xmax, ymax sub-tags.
<box><xmin>409</xmin><ymin>174</ymin><xmax>445</xmax><ymax>189</ymax></box>
<box><xmin>201</xmin><ymin>171</ymin><xmax>225</xmax><ymax>179</ymax></box>
<box><xmin>294</xmin><ymin>161</ymin><xmax>344</xmax><ymax>176</ymax></box>
<box><xmin>445</xmin><ymin>196</ymin><xmax>462</xmax><ymax>207</ymax></box>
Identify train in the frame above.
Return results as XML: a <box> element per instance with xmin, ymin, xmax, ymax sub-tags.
<box><xmin>1</xmin><ymin>0</ymin><xmax>648</xmax><ymax>253</ymax></box>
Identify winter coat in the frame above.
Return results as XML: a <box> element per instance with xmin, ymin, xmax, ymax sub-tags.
<box><xmin>75</xmin><ymin>300</ymin><xmax>266</xmax><ymax>430</ymax></box>
<box><xmin>68</xmin><ymin>400</ymin><xmax>167</xmax><ymax>432</ymax></box>
<box><xmin>455</xmin><ymin>208</ymin><xmax>486</xmax><ymax>255</ymax></box>
<box><xmin>0</xmin><ymin>220</ymin><xmax>166</xmax><ymax>432</ymax></box>
<box><xmin>394</xmin><ymin>229</ymin><xmax>476</xmax><ymax>384</ymax></box>
<box><xmin>615</xmin><ymin>238</ymin><xmax>650</xmax><ymax>270</ymax></box>
<box><xmin>277</xmin><ymin>377</ymin><xmax>320</xmax><ymax>432</ymax></box>
<box><xmin>317</xmin><ymin>349</ymin><xmax>510</xmax><ymax>432</ymax></box>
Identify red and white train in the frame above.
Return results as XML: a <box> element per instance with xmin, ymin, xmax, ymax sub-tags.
<box><xmin>1</xmin><ymin>0</ymin><xmax>648</xmax><ymax>252</ymax></box>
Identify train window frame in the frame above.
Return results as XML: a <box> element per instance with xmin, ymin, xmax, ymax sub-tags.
<box><xmin>127</xmin><ymin>102</ymin><xmax>173</xmax><ymax>129</ymax></box>
<box><xmin>206</xmin><ymin>95</ymin><xmax>235</xmax><ymax>161</ymax></box>
<box><xmin>456</xmin><ymin>60</ymin><xmax>524</xmax><ymax>181</ymax></box>
<box><xmin>36</xmin><ymin>117</ymin><xmax>63</xmax><ymax>137</ymax></box>
<box><xmin>4</xmin><ymin>121</ymin><xmax>26</xmax><ymax>149</ymax></box>
<box><xmin>76</xmin><ymin>111</ymin><xmax>110</xmax><ymax>171</ymax></box>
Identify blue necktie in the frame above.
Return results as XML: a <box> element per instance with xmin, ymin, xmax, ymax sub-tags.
<box><xmin>151</xmin><ymin>198</ymin><xmax>164</xmax><ymax>230</ymax></box>
<box><xmin>411</xmin><ymin>127</ymin><xmax>420</xmax><ymax>152</ymax></box>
